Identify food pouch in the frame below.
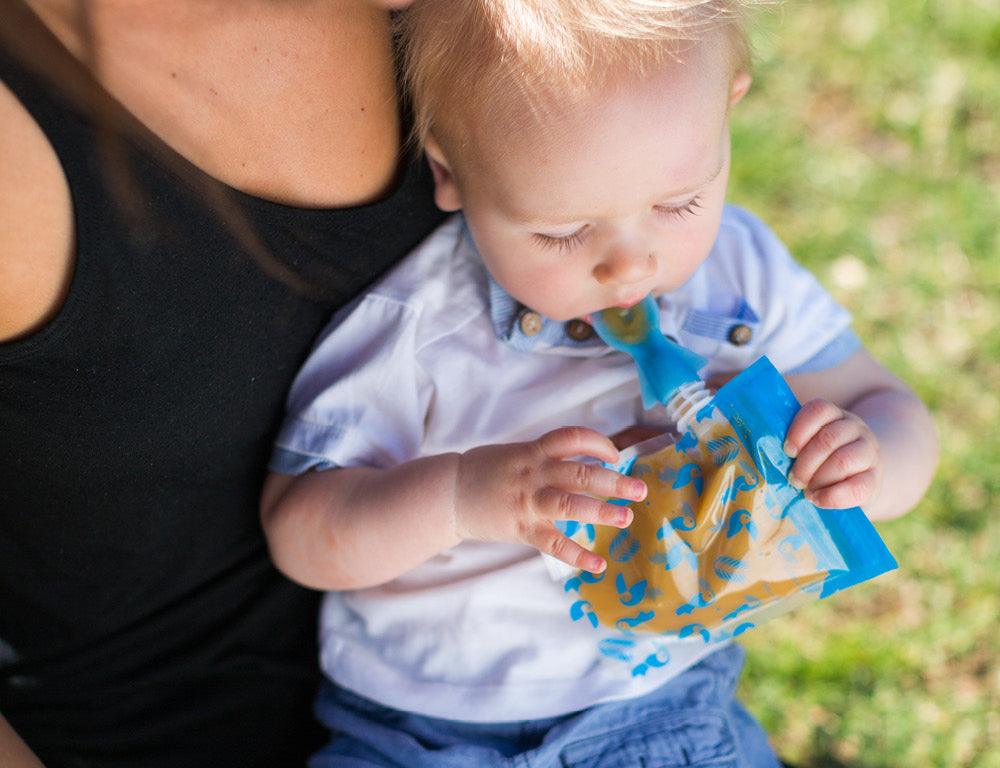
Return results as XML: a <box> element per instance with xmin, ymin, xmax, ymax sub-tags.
<box><xmin>560</xmin><ymin>356</ymin><xmax>897</xmax><ymax>667</ymax></box>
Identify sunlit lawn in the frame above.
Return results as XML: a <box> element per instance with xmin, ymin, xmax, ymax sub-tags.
<box><xmin>727</xmin><ymin>1</ymin><xmax>999</xmax><ymax>766</ymax></box>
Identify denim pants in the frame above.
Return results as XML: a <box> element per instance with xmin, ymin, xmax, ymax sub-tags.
<box><xmin>309</xmin><ymin>644</ymin><xmax>780</xmax><ymax>768</ymax></box>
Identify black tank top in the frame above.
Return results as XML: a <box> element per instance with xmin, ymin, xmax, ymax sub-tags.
<box><xmin>0</xmin><ymin>6</ymin><xmax>446</xmax><ymax>767</ymax></box>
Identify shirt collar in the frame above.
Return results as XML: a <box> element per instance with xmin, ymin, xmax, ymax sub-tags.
<box><xmin>487</xmin><ymin>273</ymin><xmax>610</xmax><ymax>355</ymax></box>
<box><xmin>486</xmin><ymin>273</ymin><xmax>609</xmax><ymax>356</ymax></box>
<box><xmin>453</xmin><ymin>217</ymin><xmax>610</xmax><ymax>356</ymax></box>
<box><xmin>462</xmin><ymin>216</ymin><xmax>765</xmax><ymax>359</ymax></box>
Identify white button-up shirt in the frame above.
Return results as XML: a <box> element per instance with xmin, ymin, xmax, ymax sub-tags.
<box><xmin>271</xmin><ymin>206</ymin><xmax>856</xmax><ymax>722</ymax></box>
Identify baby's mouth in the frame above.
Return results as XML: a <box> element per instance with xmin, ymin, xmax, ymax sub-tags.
<box><xmin>581</xmin><ymin>293</ymin><xmax>652</xmax><ymax>324</ymax></box>
<box><xmin>614</xmin><ymin>296</ymin><xmax>645</xmax><ymax>309</ymax></box>
<box><xmin>607</xmin><ymin>292</ymin><xmax>649</xmax><ymax>312</ymax></box>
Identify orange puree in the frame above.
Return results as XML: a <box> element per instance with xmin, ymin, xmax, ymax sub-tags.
<box><xmin>579</xmin><ymin>409</ymin><xmax>828</xmax><ymax>636</ymax></box>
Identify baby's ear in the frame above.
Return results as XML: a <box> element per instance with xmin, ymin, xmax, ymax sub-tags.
<box><xmin>424</xmin><ymin>136</ymin><xmax>463</xmax><ymax>212</ymax></box>
<box><xmin>729</xmin><ymin>71</ymin><xmax>752</xmax><ymax>106</ymax></box>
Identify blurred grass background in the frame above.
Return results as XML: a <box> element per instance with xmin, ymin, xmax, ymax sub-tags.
<box><xmin>727</xmin><ymin>1</ymin><xmax>999</xmax><ymax>766</ymax></box>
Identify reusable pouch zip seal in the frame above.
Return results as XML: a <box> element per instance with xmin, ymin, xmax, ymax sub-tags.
<box><xmin>555</xmin><ymin>296</ymin><xmax>897</xmax><ymax>675</ymax></box>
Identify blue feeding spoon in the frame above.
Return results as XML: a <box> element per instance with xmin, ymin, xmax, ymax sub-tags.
<box><xmin>591</xmin><ymin>295</ymin><xmax>708</xmax><ymax>409</ymax></box>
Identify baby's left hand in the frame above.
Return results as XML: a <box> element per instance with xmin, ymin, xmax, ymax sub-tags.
<box><xmin>784</xmin><ymin>398</ymin><xmax>882</xmax><ymax>510</ymax></box>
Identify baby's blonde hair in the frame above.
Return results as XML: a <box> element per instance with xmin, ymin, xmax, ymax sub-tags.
<box><xmin>397</xmin><ymin>0</ymin><xmax>760</xmax><ymax>156</ymax></box>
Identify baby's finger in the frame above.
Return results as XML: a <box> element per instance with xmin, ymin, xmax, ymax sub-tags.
<box><xmin>788</xmin><ymin>417</ymin><xmax>860</xmax><ymax>490</ymax></box>
<box><xmin>536</xmin><ymin>426</ymin><xmax>620</xmax><ymax>465</ymax></box>
<box><xmin>807</xmin><ymin>438</ymin><xmax>878</xmax><ymax>491</ymax></box>
<box><xmin>783</xmin><ymin>399</ymin><xmax>844</xmax><ymax>459</ymax></box>
<box><xmin>535</xmin><ymin>488</ymin><xmax>634</xmax><ymax>528</ymax></box>
<box><xmin>530</xmin><ymin>526</ymin><xmax>606</xmax><ymax>574</ymax></box>
<box><xmin>548</xmin><ymin>461</ymin><xmax>646</xmax><ymax>502</ymax></box>
<box><xmin>806</xmin><ymin>469</ymin><xmax>880</xmax><ymax>510</ymax></box>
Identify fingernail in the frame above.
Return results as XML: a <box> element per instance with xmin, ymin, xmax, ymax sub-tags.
<box><xmin>631</xmin><ymin>480</ymin><xmax>647</xmax><ymax>498</ymax></box>
<box><xmin>784</xmin><ymin>441</ymin><xmax>797</xmax><ymax>459</ymax></box>
<box><xmin>590</xmin><ymin>557</ymin><xmax>606</xmax><ymax>573</ymax></box>
<box><xmin>789</xmin><ymin>474</ymin><xmax>805</xmax><ymax>490</ymax></box>
<box><xmin>619</xmin><ymin>509</ymin><xmax>633</xmax><ymax>527</ymax></box>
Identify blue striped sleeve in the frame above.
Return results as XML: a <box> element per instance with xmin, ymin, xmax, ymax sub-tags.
<box><xmin>786</xmin><ymin>328</ymin><xmax>862</xmax><ymax>375</ymax></box>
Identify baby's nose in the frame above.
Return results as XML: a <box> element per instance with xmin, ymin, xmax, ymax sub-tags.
<box><xmin>593</xmin><ymin>246</ymin><xmax>657</xmax><ymax>285</ymax></box>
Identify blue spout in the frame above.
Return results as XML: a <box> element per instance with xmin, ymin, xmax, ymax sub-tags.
<box><xmin>591</xmin><ymin>295</ymin><xmax>707</xmax><ymax>408</ymax></box>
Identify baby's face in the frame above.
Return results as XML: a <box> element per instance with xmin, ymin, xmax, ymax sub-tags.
<box><xmin>430</xmin><ymin>41</ymin><xmax>749</xmax><ymax>322</ymax></box>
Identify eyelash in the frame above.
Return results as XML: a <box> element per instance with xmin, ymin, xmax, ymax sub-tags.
<box><xmin>655</xmin><ymin>195</ymin><xmax>704</xmax><ymax>221</ymax></box>
<box><xmin>531</xmin><ymin>194</ymin><xmax>704</xmax><ymax>253</ymax></box>
<box><xmin>532</xmin><ymin>227</ymin><xmax>592</xmax><ymax>254</ymax></box>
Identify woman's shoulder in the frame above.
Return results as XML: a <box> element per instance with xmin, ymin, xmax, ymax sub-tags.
<box><xmin>0</xmin><ymin>0</ymin><xmax>409</xmax><ymax>344</ymax></box>
<box><xmin>0</xmin><ymin>77</ymin><xmax>74</xmax><ymax>343</ymax></box>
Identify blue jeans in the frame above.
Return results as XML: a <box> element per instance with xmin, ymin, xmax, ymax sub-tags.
<box><xmin>309</xmin><ymin>644</ymin><xmax>779</xmax><ymax>767</ymax></box>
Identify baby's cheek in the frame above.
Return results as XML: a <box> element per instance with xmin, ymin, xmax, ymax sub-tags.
<box><xmin>685</xmin><ymin>218</ymin><xmax>725</xmax><ymax>272</ymax></box>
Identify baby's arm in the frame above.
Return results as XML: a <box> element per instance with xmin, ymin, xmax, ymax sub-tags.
<box><xmin>784</xmin><ymin>349</ymin><xmax>938</xmax><ymax>520</ymax></box>
<box><xmin>261</xmin><ymin>427</ymin><xmax>647</xmax><ymax>590</ymax></box>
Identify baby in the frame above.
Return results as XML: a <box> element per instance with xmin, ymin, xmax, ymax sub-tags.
<box><xmin>262</xmin><ymin>1</ymin><xmax>938</xmax><ymax>765</ymax></box>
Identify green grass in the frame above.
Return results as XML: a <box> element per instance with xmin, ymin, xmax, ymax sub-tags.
<box><xmin>727</xmin><ymin>1</ymin><xmax>999</xmax><ymax>766</ymax></box>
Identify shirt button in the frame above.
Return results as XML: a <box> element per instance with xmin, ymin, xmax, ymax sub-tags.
<box><xmin>565</xmin><ymin>319</ymin><xmax>594</xmax><ymax>341</ymax></box>
<box><xmin>519</xmin><ymin>310</ymin><xmax>543</xmax><ymax>337</ymax></box>
<box><xmin>728</xmin><ymin>324</ymin><xmax>753</xmax><ymax>346</ymax></box>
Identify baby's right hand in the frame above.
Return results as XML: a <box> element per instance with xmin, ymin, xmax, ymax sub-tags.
<box><xmin>453</xmin><ymin>427</ymin><xmax>647</xmax><ymax>573</ymax></box>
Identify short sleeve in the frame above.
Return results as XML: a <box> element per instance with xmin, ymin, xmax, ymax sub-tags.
<box><xmin>270</xmin><ymin>294</ymin><xmax>433</xmax><ymax>474</ymax></box>
<box><xmin>723</xmin><ymin>208</ymin><xmax>856</xmax><ymax>374</ymax></box>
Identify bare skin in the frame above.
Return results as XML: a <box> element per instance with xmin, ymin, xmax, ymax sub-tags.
<box><xmin>0</xmin><ymin>716</ymin><xmax>44</xmax><ymax>768</ymax></box>
<box><xmin>0</xmin><ymin>0</ymin><xmax>408</xmax><ymax>760</ymax></box>
<box><xmin>0</xmin><ymin>0</ymin><xmax>402</xmax><ymax>343</ymax></box>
